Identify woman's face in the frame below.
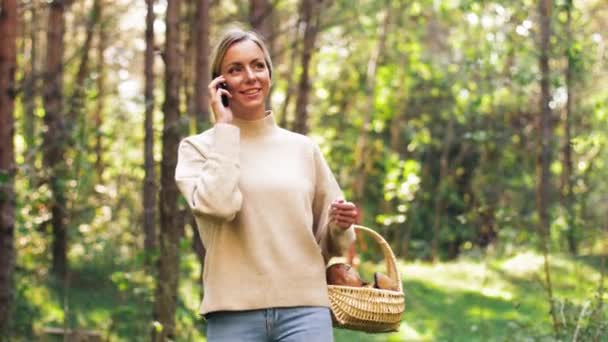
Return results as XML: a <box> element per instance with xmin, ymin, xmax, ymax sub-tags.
<box><xmin>220</xmin><ymin>39</ymin><xmax>270</xmax><ymax>116</ymax></box>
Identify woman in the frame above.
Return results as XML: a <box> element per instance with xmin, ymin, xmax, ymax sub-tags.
<box><xmin>175</xmin><ymin>27</ymin><xmax>358</xmax><ymax>341</ymax></box>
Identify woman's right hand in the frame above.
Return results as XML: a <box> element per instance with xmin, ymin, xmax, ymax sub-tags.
<box><xmin>208</xmin><ymin>76</ymin><xmax>233</xmax><ymax>124</ymax></box>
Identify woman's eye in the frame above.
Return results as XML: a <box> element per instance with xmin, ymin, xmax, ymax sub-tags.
<box><xmin>255</xmin><ymin>63</ymin><xmax>265</xmax><ymax>69</ymax></box>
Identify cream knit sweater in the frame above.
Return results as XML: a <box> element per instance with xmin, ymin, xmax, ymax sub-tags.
<box><xmin>175</xmin><ymin>112</ymin><xmax>356</xmax><ymax>315</ymax></box>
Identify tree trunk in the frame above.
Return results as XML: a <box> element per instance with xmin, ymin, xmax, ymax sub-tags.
<box><xmin>190</xmin><ymin>214</ymin><xmax>205</xmax><ymax>301</ymax></box>
<box><xmin>143</xmin><ymin>0</ymin><xmax>158</xmax><ymax>255</ymax></box>
<box><xmin>66</xmin><ymin>0</ymin><xmax>99</xmax><ymax>206</ymax></box>
<box><xmin>22</xmin><ymin>2</ymin><xmax>39</xmax><ymax>166</ymax></box>
<box><xmin>352</xmin><ymin>7</ymin><xmax>390</xmax><ymax>203</ymax></box>
<box><xmin>194</xmin><ymin>0</ymin><xmax>210</xmax><ymax>131</ymax></box>
<box><xmin>67</xmin><ymin>0</ymin><xmax>99</xmax><ymax>125</ymax></box>
<box><xmin>278</xmin><ymin>20</ymin><xmax>302</xmax><ymax>128</ymax></box>
<box><xmin>249</xmin><ymin>0</ymin><xmax>274</xmax><ymax>108</ymax></box>
<box><xmin>94</xmin><ymin>0</ymin><xmax>107</xmax><ymax>182</ymax></box>
<box><xmin>152</xmin><ymin>0</ymin><xmax>182</xmax><ymax>340</ymax></box>
<box><xmin>390</xmin><ymin>75</ymin><xmax>410</xmax><ymax>258</ymax></box>
<box><xmin>537</xmin><ymin>0</ymin><xmax>558</xmax><ymax>335</ymax></box>
<box><xmin>293</xmin><ymin>0</ymin><xmax>321</xmax><ymax>134</ymax></box>
<box><xmin>431</xmin><ymin>115</ymin><xmax>454</xmax><ymax>262</ymax></box>
<box><xmin>249</xmin><ymin>0</ymin><xmax>273</xmax><ymax>42</ymax></box>
<box><xmin>0</xmin><ymin>0</ymin><xmax>18</xmax><ymax>335</ymax></box>
<box><xmin>561</xmin><ymin>0</ymin><xmax>576</xmax><ymax>255</ymax></box>
<box><xmin>183</xmin><ymin>0</ymin><xmax>195</xmax><ymax>134</ymax></box>
<box><xmin>43</xmin><ymin>0</ymin><xmax>69</xmax><ymax>279</ymax></box>
<box><xmin>188</xmin><ymin>0</ymin><xmax>211</xmax><ymax>287</ymax></box>
<box><xmin>597</xmin><ymin>203</ymin><xmax>608</xmax><ymax>341</ymax></box>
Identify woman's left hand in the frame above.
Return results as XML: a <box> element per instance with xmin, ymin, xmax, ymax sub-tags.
<box><xmin>329</xmin><ymin>199</ymin><xmax>357</xmax><ymax>230</ymax></box>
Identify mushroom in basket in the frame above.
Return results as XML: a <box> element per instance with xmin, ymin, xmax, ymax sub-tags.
<box><xmin>326</xmin><ymin>263</ymin><xmax>399</xmax><ymax>291</ymax></box>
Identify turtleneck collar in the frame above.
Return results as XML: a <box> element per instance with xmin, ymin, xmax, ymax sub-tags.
<box><xmin>231</xmin><ymin>110</ymin><xmax>277</xmax><ymax>137</ymax></box>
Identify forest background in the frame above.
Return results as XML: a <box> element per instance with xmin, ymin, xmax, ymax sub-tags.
<box><xmin>1</xmin><ymin>0</ymin><xmax>607</xmax><ymax>341</ymax></box>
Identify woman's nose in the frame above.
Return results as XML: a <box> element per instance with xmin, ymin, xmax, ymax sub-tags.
<box><xmin>244</xmin><ymin>67</ymin><xmax>255</xmax><ymax>80</ymax></box>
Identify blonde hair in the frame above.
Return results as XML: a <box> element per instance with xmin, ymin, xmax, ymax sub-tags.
<box><xmin>210</xmin><ymin>27</ymin><xmax>273</xmax><ymax>80</ymax></box>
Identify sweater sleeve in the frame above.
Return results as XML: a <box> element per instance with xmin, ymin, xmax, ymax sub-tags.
<box><xmin>311</xmin><ymin>143</ymin><xmax>356</xmax><ymax>263</ymax></box>
<box><xmin>175</xmin><ymin>124</ymin><xmax>243</xmax><ymax>221</ymax></box>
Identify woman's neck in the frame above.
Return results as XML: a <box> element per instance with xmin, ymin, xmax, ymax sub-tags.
<box><xmin>232</xmin><ymin>106</ymin><xmax>266</xmax><ymax>121</ymax></box>
<box><xmin>230</xmin><ymin>111</ymin><xmax>276</xmax><ymax>137</ymax></box>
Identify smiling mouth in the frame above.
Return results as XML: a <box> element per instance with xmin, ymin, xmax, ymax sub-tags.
<box><xmin>241</xmin><ymin>88</ymin><xmax>261</xmax><ymax>95</ymax></box>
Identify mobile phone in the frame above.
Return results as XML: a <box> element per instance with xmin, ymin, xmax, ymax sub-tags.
<box><xmin>218</xmin><ymin>82</ymin><xmax>229</xmax><ymax>107</ymax></box>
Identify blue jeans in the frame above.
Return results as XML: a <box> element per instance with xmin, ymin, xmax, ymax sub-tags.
<box><xmin>205</xmin><ymin>306</ymin><xmax>333</xmax><ymax>342</ymax></box>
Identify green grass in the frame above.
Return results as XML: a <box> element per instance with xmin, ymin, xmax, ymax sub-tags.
<box><xmin>12</xmin><ymin>250</ymin><xmax>606</xmax><ymax>341</ymax></box>
<box><xmin>334</xmin><ymin>251</ymin><xmax>606</xmax><ymax>342</ymax></box>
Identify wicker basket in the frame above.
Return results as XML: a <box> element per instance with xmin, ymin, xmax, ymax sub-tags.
<box><xmin>327</xmin><ymin>225</ymin><xmax>405</xmax><ymax>333</ymax></box>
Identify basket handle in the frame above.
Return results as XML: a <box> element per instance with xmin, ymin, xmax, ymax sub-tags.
<box><xmin>352</xmin><ymin>225</ymin><xmax>402</xmax><ymax>292</ymax></box>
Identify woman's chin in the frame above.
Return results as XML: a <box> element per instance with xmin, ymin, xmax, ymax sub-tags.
<box><xmin>233</xmin><ymin>102</ymin><xmax>266</xmax><ymax>118</ymax></box>
<box><xmin>235</xmin><ymin>100</ymin><xmax>265</xmax><ymax>111</ymax></box>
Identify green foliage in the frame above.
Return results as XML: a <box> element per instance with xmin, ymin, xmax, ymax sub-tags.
<box><xmin>8</xmin><ymin>0</ymin><xmax>608</xmax><ymax>340</ymax></box>
<box><xmin>10</xmin><ymin>270</ymin><xmax>39</xmax><ymax>339</ymax></box>
<box><xmin>552</xmin><ymin>296</ymin><xmax>608</xmax><ymax>340</ymax></box>
<box><xmin>377</xmin><ymin>155</ymin><xmax>421</xmax><ymax>226</ymax></box>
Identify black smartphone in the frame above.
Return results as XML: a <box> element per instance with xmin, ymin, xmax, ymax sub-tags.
<box><xmin>218</xmin><ymin>82</ymin><xmax>229</xmax><ymax>107</ymax></box>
